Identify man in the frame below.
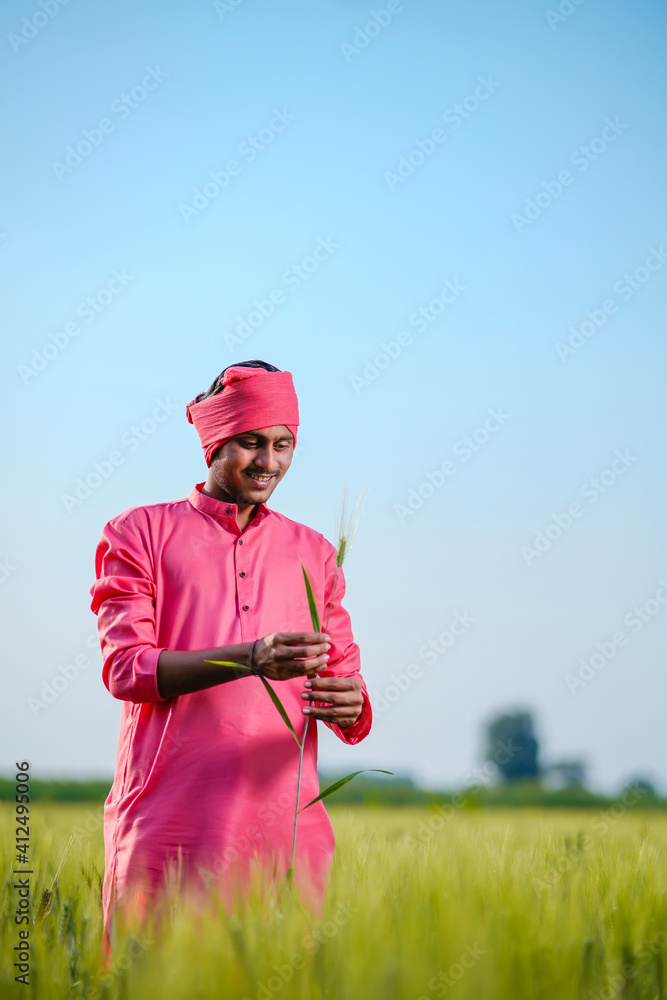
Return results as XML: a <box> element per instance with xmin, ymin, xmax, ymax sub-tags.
<box><xmin>90</xmin><ymin>359</ymin><xmax>372</xmax><ymax>950</ymax></box>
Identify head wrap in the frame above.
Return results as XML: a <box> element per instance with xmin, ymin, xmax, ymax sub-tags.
<box><xmin>186</xmin><ymin>365</ymin><xmax>299</xmax><ymax>466</ymax></box>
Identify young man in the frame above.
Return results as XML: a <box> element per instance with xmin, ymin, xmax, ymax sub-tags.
<box><xmin>90</xmin><ymin>360</ymin><xmax>372</xmax><ymax>949</ymax></box>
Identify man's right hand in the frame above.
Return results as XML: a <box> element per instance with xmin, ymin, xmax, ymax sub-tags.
<box><xmin>252</xmin><ymin>632</ymin><xmax>330</xmax><ymax>681</ymax></box>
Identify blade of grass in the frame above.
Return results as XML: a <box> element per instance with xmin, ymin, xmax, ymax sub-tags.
<box><xmin>300</xmin><ymin>769</ymin><xmax>394</xmax><ymax>810</ymax></box>
<box><xmin>256</xmin><ymin>674</ymin><xmax>301</xmax><ymax>747</ymax></box>
<box><xmin>283</xmin><ymin>561</ymin><xmax>324</xmax><ymax>885</ymax></box>
<box><xmin>291</xmin><ymin>561</ymin><xmax>323</xmax><ymax>875</ymax></box>
<box><xmin>205</xmin><ymin>659</ymin><xmax>254</xmax><ymax>680</ymax></box>
<box><xmin>300</xmin><ymin>561</ymin><xmax>321</xmax><ymax>632</ymax></box>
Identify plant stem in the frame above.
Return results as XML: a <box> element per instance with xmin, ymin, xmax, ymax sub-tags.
<box><xmin>288</xmin><ymin>730</ymin><xmax>306</xmax><ymax>884</ymax></box>
<box><xmin>288</xmin><ymin>564</ymin><xmax>340</xmax><ymax>883</ymax></box>
<box><xmin>310</xmin><ymin>568</ymin><xmax>341</xmax><ymax>740</ymax></box>
<box><xmin>324</xmin><ymin>565</ymin><xmax>340</xmax><ymax>634</ymax></box>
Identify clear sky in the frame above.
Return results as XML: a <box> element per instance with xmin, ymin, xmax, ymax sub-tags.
<box><xmin>3</xmin><ymin>0</ymin><xmax>666</xmax><ymax>793</ymax></box>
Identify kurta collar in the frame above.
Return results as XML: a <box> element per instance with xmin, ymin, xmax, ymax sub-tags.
<box><xmin>187</xmin><ymin>483</ymin><xmax>272</xmax><ymax>527</ymax></box>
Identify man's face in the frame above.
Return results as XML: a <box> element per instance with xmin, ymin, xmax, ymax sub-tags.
<box><xmin>208</xmin><ymin>425</ymin><xmax>294</xmax><ymax>506</ymax></box>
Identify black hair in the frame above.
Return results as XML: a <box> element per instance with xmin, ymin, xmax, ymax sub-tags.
<box><xmin>194</xmin><ymin>360</ymin><xmax>281</xmax><ymax>404</ymax></box>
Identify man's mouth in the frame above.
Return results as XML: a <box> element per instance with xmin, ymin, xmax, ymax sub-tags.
<box><xmin>244</xmin><ymin>471</ymin><xmax>275</xmax><ymax>486</ymax></box>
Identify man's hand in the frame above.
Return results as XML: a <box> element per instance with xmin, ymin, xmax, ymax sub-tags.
<box><xmin>252</xmin><ymin>632</ymin><xmax>330</xmax><ymax>681</ymax></box>
<box><xmin>300</xmin><ymin>675</ymin><xmax>363</xmax><ymax>728</ymax></box>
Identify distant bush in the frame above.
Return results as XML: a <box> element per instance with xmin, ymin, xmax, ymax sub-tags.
<box><xmin>317</xmin><ymin>775</ymin><xmax>667</xmax><ymax>810</ymax></box>
<box><xmin>0</xmin><ymin>773</ymin><xmax>664</xmax><ymax>809</ymax></box>
<box><xmin>0</xmin><ymin>777</ymin><xmax>112</xmax><ymax>802</ymax></box>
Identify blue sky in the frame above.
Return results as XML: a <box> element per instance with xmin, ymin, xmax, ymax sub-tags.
<box><xmin>2</xmin><ymin>0</ymin><xmax>666</xmax><ymax>793</ymax></box>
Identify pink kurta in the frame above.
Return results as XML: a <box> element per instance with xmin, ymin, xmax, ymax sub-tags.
<box><xmin>90</xmin><ymin>484</ymin><xmax>372</xmax><ymax>939</ymax></box>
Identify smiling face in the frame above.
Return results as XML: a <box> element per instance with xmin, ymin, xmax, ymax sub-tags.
<box><xmin>204</xmin><ymin>425</ymin><xmax>294</xmax><ymax>508</ymax></box>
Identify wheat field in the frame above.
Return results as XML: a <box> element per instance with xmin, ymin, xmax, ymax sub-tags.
<box><xmin>2</xmin><ymin>801</ymin><xmax>666</xmax><ymax>999</ymax></box>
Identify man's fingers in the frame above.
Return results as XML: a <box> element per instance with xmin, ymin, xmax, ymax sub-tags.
<box><xmin>302</xmin><ymin>678</ymin><xmax>363</xmax><ymax>705</ymax></box>
<box><xmin>285</xmin><ymin>643</ymin><xmax>330</xmax><ymax>658</ymax></box>
<box><xmin>277</xmin><ymin>632</ymin><xmax>329</xmax><ymax>645</ymax></box>
<box><xmin>254</xmin><ymin>633</ymin><xmax>331</xmax><ymax>679</ymax></box>
<box><xmin>276</xmin><ymin>643</ymin><xmax>330</xmax><ymax>663</ymax></box>
<box><xmin>301</xmin><ymin>688</ymin><xmax>364</xmax><ymax>705</ymax></box>
<box><xmin>268</xmin><ymin>655</ymin><xmax>329</xmax><ymax>680</ymax></box>
<box><xmin>307</xmin><ymin>676</ymin><xmax>357</xmax><ymax>688</ymax></box>
<box><xmin>301</xmin><ymin>703</ymin><xmax>362</xmax><ymax>726</ymax></box>
<box><xmin>300</xmin><ymin>676</ymin><xmax>364</xmax><ymax>722</ymax></box>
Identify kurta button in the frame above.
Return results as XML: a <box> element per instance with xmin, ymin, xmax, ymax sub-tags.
<box><xmin>225</xmin><ymin>508</ymin><xmax>232</xmax><ymax>515</ymax></box>
<box><xmin>242</xmin><ymin>605</ymin><xmax>249</xmax><ymax>611</ymax></box>
<box><xmin>239</xmin><ymin>571</ymin><xmax>246</xmax><ymax>578</ymax></box>
<box><xmin>238</xmin><ymin>539</ymin><xmax>244</xmax><ymax>545</ymax></box>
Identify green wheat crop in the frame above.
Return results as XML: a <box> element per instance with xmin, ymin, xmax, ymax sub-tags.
<box><xmin>2</xmin><ymin>802</ymin><xmax>666</xmax><ymax>999</ymax></box>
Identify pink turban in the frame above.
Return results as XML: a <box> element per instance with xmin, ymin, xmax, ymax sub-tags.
<box><xmin>186</xmin><ymin>366</ymin><xmax>299</xmax><ymax>466</ymax></box>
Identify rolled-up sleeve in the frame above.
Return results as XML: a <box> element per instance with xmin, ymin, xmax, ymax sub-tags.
<box><xmin>319</xmin><ymin>550</ymin><xmax>372</xmax><ymax>746</ymax></box>
<box><xmin>90</xmin><ymin>511</ymin><xmax>168</xmax><ymax>703</ymax></box>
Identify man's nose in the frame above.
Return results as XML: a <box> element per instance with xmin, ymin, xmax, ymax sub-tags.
<box><xmin>254</xmin><ymin>447</ymin><xmax>274</xmax><ymax>469</ymax></box>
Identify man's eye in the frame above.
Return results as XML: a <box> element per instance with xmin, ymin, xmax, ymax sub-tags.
<box><xmin>239</xmin><ymin>439</ymin><xmax>290</xmax><ymax>449</ymax></box>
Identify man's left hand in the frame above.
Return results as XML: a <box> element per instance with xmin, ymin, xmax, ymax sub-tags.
<box><xmin>301</xmin><ymin>675</ymin><xmax>363</xmax><ymax>728</ymax></box>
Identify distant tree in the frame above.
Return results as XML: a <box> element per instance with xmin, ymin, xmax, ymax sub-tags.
<box><xmin>622</xmin><ymin>777</ymin><xmax>658</xmax><ymax>799</ymax></box>
<box><xmin>485</xmin><ymin>710</ymin><xmax>540</xmax><ymax>782</ymax></box>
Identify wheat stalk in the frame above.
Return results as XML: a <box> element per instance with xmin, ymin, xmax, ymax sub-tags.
<box><xmin>208</xmin><ymin>484</ymin><xmax>391</xmax><ymax>890</ymax></box>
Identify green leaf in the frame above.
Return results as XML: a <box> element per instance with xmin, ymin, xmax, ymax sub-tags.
<box><xmin>205</xmin><ymin>659</ymin><xmax>254</xmax><ymax>677</ymax></box>
<box><xmin>300</xmin><ymin>561</ymin><xmax>321</xmax><ymax>633</ymax></box>
<box><xmin>300</xmin><ymin>769</ymin><xmax>394</xmax><ymax>811</ymax></box>
<box><xmin>257</xmin><ymin>675</ymin><xmax>301</xmax><ymax>747</ymax></box>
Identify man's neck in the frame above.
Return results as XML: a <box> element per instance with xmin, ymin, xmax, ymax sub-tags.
<box><xmin>199</xmin><ymin>481</ymin><xmax>258</xmax><ymax>532</ymax></box>
<box><xmin>237</xmin><ymin>504</ymin><xmax>258</xmax><ymax>532</ymax></box>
